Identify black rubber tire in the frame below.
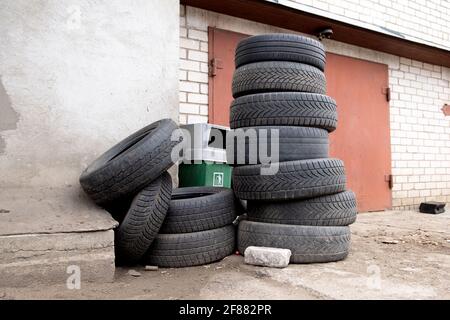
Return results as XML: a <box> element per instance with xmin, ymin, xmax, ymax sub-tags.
<box><xmin>235</xmin><ymin>33</ymin><xmax>326</xmax><ymax>70</ymax></box>
<box><xmin>226</xmin><ymin>126</ymin><xmax>329</xmax><ymax>165</ymax></box>
<box><xmin>230</xmin><ymin>92</ymin><xmax>337</xmax><ymax>132</ymax></box>
<box><xmin>115</xmin><ymin>172</ymin><xmax>172</xmax><ymax>265</ymax></box>
<box><xmin>232</xmin><ymin>158</ymin><xmax>346</xmax><ymax>201</ymax></box>
<box><xmin>247</xmin><ymin>190</ymin><xmax>357</xmax><ymax>226</ymax></box>
<box><xmin>79</xmin><ymin>119</ymin><xmax>181</xmax><ymax>205</ymax></box>
<box><xmin>238</xmin><ymin>221</ymin><xmax>350</xmax><ymax>263</ymax></box>
<box><xmin>159</xmin><ymin>187</ymin><xmax>237</xmax><ymax>234</ymax></box>
<box><xmin>232</xmin><ymin>61</ymin><xmax>326</xmax><ymax>98</ymax></box>
<box><xmin>143</xmin><ymin>225</ymin><xmax>235</xmax><ymax>268</ymax></box>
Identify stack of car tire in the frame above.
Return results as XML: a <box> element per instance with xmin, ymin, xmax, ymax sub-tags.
<box><xmin>79</xmin><ymin>119</ymin><xmax>236</xmax><ymax>267</ymax></box>
<box><xmin>229</xmin><ymin>34</ymin><xmax>358</xmax><ymax>263</ymax></box>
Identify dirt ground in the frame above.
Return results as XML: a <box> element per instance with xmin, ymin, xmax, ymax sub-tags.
<box><xmin>1</xmin><ymin>210</ymin><xmax>449</xmax><ymax>300</ymax></box>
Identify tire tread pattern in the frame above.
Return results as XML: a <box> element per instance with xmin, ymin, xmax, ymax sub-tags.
<box><xmin>226</xmin><ymin>126</ymin><xmax>329</xmax><ymax>165</ymax></box>
<box><xmin>236</xmin><ymin>33</ymin><xmax>326</xmax><ymax>70</ymax></box>
<box><xmin>230</xmin><ymin>92</ymin><xmax>337</xmax><ymax>132</ymax></box>
<box><xmin>115</xmin><ymin>172</ymin><xmax>172</xmax><ymax>264</ymax></box>
<box><xmin>232</xmin><ymin>158</ymin><xmax>346</xmax><ymax>201</ymax></box>
<box><xmin>144</xmin><ymin>225</ymin><xmax>235</xmax><ymax>268</ymax></box>
<box><xmin>80</xmin><ymin>119</ymin><xmax>180</xmax><ymax>205</ymax></box>
<box><xmin>232</xmin><ymin>61</ymin><xmax>326</xmax><ymax>98</ymax></box>
<box><xmin>238</xmin><ymin>221</ymin><xmax>350</xmax><ymax>263</ymax></box>
<box><xmin>160</xmin><ymin>187</ymin><xmax>237</xmax><ymax>234</ymax></box>
<box><xmin>247</xmin><ymin>191</ymin><xmax>357</xmax><ymax>226</ymax></box>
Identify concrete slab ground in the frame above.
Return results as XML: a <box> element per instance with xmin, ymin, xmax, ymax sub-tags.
<box><xmin>0</xmin><ymin>187</ymin><xmax>118</xmax><ymax>286</ymax></box>
<box><xmin>1</xmin><ymin>210</ymin><xmax>448</xmax><ymax>299</ymax></box>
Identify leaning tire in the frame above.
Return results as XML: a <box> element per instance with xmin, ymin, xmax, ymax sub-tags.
<box><xmin>232</xmin><ymin>158</ymin><xmax>346</xmax><ymax>201</ymax></box>
<box><xmin>238</xmin><ymin>221</ymin><xmax>350</xmax><ymax>263</ymax></box>
<box><xmin>79</xmin><ymin>119</ymin><xmax>181</xmax><ymax>205</ymax></box>
<box><xmin>115</xmin><ymin>172</ymin><xmax>172</xmax><ymax>265</ymax></box>
<box><xmin>235</xmin><ymin>33</ymin><xmax>326</xmax><ymax>70</ymax></box>
<box><xmin>226</xmin><ymin>126</ymin><xmax>329</xmax><ymax>165</ymax></box>
<box><xmin>143</xmin><ymin>225</ymin><xmax>235</xmax><ymax>268</ymax></box>
<box><xmin>247</xmin><ymin>191</ymin><xmax>357</xmax><ymax>226</ymax></box>
<box><xmin>230</xmin><ymin>92</ymin><xmax>337</xmax><ymax>132</ymax></box>
<box><xmin>232</xmin><ymin>61</ymin><xmax>326</xmax><ymax>98</ymax></box>
<box><xmin>159</xmin><ymin>187</ymin><xmax>237</xmax><ymax>234</ymax></box>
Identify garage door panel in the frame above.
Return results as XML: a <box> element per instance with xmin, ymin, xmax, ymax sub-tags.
<box><xmin>208</xmin><ymin>27</ymin><xmax>248</xmax><ymax>126</ymax></box>
<box><xmin>326</xmin><ymin>53</ymin><xmax>392</xmax><ymax>212</ymax></box>
<box><xmin>209</xmin><ymin>28</ymin><xmax>392</xmax><ymax>212</ymax></box>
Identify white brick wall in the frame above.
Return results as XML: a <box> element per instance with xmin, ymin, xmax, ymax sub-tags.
<box><xmin>179</xmin><ymin>5</ymin><xmax>450</xmax><ymax>210</ymax></box>
<box><xmin>389</xmin><ymin>58</ymin><xmax>450</xmax><ymax>209</ymax></box>
<box><xmin>179</xmin><ymin>5</ymin><xmax>208</xmax><ymax>125</ymax></box>
<box><xmin>283</xmin><ymin>0</ymin><xmax>450</xmax><ymax>49</ymax></box>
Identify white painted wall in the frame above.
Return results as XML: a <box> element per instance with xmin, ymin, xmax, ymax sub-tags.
<box><xmin>0</xmin><ymin>0</ymin><xmax>179</xmax><ymax>192</ymax></box>
<box><xmin>180</xmin><ymin>5</ymin><xmax>450</xmax><ymax>210</ymax></box>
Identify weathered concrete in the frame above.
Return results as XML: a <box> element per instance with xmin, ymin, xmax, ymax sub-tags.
<box><xmin>1</xmin><ymin>211</ymin><xmax>449</xmax><ymax>299</ymax></box>
<box><xmin>0</xmin><ymin>187</ymin><xmax>118</xmax><ymax>236</ymax></box>
<box><xmin>0</xmin><ymin>187</ymin><xmax>118</xmax><ymax>287</ymax></box>
<box><xmin>0</xmin><ymin>1</ymin><xmax>179</xmax><ymax>189</ymax></box>
<box><xmin>0</xmin><ymin>0</ymin><xmax>180</xmax><ymax>287</ymax></box>
<box><xmin>244</xmin><ymin>246</ymin><xmax>291</xmax><ymax>268</ymax></box>
<box><xmin>0</xmin><ymin>230</ymin><xmax>115</xmax><ymax>287</ymax></box>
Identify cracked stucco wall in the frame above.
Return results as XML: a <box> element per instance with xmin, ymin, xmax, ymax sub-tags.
<box><xmin>0</xmin><ymin>0</ymin><xmax>179</xmax><ymax>190</ymax></box>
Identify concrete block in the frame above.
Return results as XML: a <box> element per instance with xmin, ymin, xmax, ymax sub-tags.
<box><xmin>244</xmin><ymin>246</ymin><xmax>291</xmax><ymax>268</ymax></box>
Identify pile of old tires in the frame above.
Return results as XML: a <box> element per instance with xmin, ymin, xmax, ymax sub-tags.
<box><xmin>79</xmin><ymin>119</ymin><xmax>237</xmax><ymax>267</ymax></box>
<box><xmin>228</xmin><ymin>34</ymin><xmax>358</xmax><ymax>263</ymax></box>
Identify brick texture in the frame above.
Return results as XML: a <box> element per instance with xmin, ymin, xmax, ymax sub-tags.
<box><xmin>284</xmin><ymin>0</ymin><xmax>450</xmax><ymax>49</ymax></box>
<box><xmin>179</xmin><ymin>6</ymin><xmax>208</xmax><ymax>125</ymax></box>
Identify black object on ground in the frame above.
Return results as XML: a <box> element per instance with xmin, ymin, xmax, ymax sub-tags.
<box><xmin>143</xmin><ymin>225</ymin><xmax>235</xmax><ymax>268</ymax></box>
<box><xmin>419</xmin><ymin>201</ymin><xmax>445</xmax><ymax>214</ymax></box>
<box><xmin>238</xmin><ymin>220</ymin><xmax>351</xmax><ymax>263</ymax></box>
<box><xmin>79</xmin><ymin>119</ymin><xmax>238</xmax><ymax>268</ymax></box>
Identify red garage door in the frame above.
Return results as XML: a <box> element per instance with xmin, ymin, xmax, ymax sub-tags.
<box><xmin>208</xmin><ymin>27</ymin><xmax>392</xmax><ymax>212</ymax></box>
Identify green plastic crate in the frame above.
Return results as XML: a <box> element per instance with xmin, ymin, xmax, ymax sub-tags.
<box><xmin>178</xmin><ymin>123</ymin><xmax>231</xmax><ymax>188</ymax></box>
<box><xmin>179</xmin><ymin>161</ymin><xmax>232</xmax><ymax>188</ymax></box>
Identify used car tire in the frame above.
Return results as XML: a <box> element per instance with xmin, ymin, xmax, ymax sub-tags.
<box><xmin>226</xmin><ymin>126</ymin><xmax>329</xmax><ymax>165</ymax></box>
<box><xmin>238</xmin><ymin>220</ymin><xmax>351</xmax><ymax>263</ymax></box>
<box><xmin>159</xmin><ymin>187</ymin><xmax>237</xmax><ymax>234</ymax></box>
<box><xmin>143</xmin><ymin>225</ymin><xmax>235</xmax><ymax>268</ymax></box>
<box><xmin>232</xmin><ymin>158</ymin><xmax>346</xmax><ymax>201</ymax></box>
<box><xmin>247</xmin><ymin>191</ymin><xmax>357</xmax><ymax>226</ymax></box>
<box><xmin>230</xmin><ymin>92</ymin><xmax>337</xmax><ymax>132</ymax></box>
<box><xmin>79</xmin><ymin>119</ymin><xmax>181</xmax><ymax>205</ymax></box>
<box><xmin>232</xmin><ymin>61</ymin><xmax>326</xmax><ymax>98</ymax></box>
<box><xmin>115</xmin><ymin>172</ymin><xmax>172</xmax><ymax>265</ymax></box>
<box><xmin>235</xmin><ymin>33</ymin><xmax>326</xmax><ymax>70</ymax></box>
